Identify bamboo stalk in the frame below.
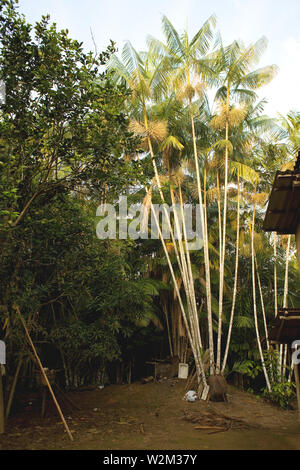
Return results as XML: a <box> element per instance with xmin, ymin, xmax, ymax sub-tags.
<box><xmin>14</xmin><ymin>306</ymin><xmax>74</xmax><ymax>441</ymax></box>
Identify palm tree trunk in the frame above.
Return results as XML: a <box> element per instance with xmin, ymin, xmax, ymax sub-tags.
<box><xmin>162</xmin><ymin>297</ymin><xmax>173</xmax><ymax>357</ymax></box>
<box><xmin>251</xmin><ymin>189</ymin><xmax>271</xmax><ymax>392</ymax></box>
<box><xmin>178</xmin><ymin>184</ymin><xmax>203</xmax><ymax>351</ymax></box>
<box><xmin>136</xmin><ymin>151</ymin><xmax>206</xmax><ymax>384</ymax></box>
<box><xmin>217</xmin><ymin>171</ymin><xmax>223</xmax><ymax>311</ymax></box>
<box><xmin>142</xmin><ymin>104</ymin><xmax>184</xmax><ymax>278</ymax></box>
<box><xmin>170</xmin><ymin>186</ymin><xmax>206</xmax><ymax>384</ymax></box>
<box><xmin>141</xmin><ymin>163</ymin><xmax>207</xmax><ymax>386</ymax></box>
<box><xmin>144</xmin><ymin>107</ymin><xmax>208</xmax><ymax>369</ymax></box>
<box><xmin>217</xmin><ymin>85</ymin><xmax>230</xmax><ymax>373</ymax></box>
<box><xmin>189</xmin><ymin>98</ymin><xmax>214</xmax><ymax>374</ymax></box>
<box><xmin>222</xmin><ymin>170</ymin><xmax>240</xmax><ymax>373</ymax></box>
<box><xmin>139</xmin><ymin>94</ymin><xmax>209</xmax><ymax>389</ymax></box>
<box><xmin>170</xmin><ymin>187</ymin><xmax>198</xmax><ymax>343</ymax></box>
<box><xmin>150</xmin><ymin>203</ymin><xmax>207</xmax><ymax>386</ymax></box>
<box><xmin>255</xmin><ymin>254</ymin><xmax>270</xmax><ymax>351</ymax></box>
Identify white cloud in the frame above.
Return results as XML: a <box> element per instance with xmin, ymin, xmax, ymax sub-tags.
<box><xmin>260</xmin><ymin>37</ymin><xmax>300</xmax><ymax>116</ymax></box>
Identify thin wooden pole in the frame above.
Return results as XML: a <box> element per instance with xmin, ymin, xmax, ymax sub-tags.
<box><xmin>41</xmin><ymin>387</ymin><xmax>47</xmax><ymax>418</ymax></box>
<box><xmin>6</xmin><ymin>314</ymin><xmax>35</xmax><ymax>420</ymax></box>
<box><xmin>5</xmin><ymin>355</ymin><xmax>23</xmax><ymax>420</ymax></box>
<box><xmin>274</xmin><ymin>232</ymin><xmax>278</xmax><ymax>318</ymax></box>
<box><xmin>14</xmin><ymin>306</ymin><xmax>73</xmax><ymax>441</ymax></box>
<box><xmin>296</xmin><ymin>224</ymin><xmax>300</xmax><ymax>276</ymax></box>
<box><xmin>294</xmin><ymin>223</ymin><xmax>300</xmax><ymax>419</ymax></box>
<box><xmin>292</xmin><ymin>346</ymin><xmax>300</xmax><ymax>421</ymax></box>
<box><xmin>294</xmin><ymin>365</ymin><xmax>300</xmax><ymax>421</ymax></box>
<box><xmin>0</xmin><ymin>364</ymin><xmax>4</xmax><ymax>434</ymax></box>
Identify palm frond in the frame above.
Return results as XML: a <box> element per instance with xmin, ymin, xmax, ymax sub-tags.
<box><xmin>230</xmin><ymin>161</ymin><xmax>259</xmax><ymax>184</ymax></box>
<box><xmin>129</xmin><ymin>119</ymin><xmax>168</xmax><ymax>142</ymax></box>
<box><xmin>160</xmin><ymin>135</ymin><xmax>184</xmax><ymax>152</ymax></box>
<box><xmin>161</xmin><ymin>15</ymin><xmax>184</xmax><ymax>58</ymax></box>
<box><xmin>189</xmin><ymin>14</ymin><xmax>217</xmax><ymax>56</ymax></box>
<box><xmin>122</xmin><ymin>41</ymin><xmax>144</xmax><ymax>77</ymax></box>
<box><xmin>108</xmin><ymin>54</ymin><xmax>131</xmax><ymax>85</ymax></box>
<box><xmin>239</xmin><ymin>65</ymin><xmax>278</xmax><ymax>89</ymax></box>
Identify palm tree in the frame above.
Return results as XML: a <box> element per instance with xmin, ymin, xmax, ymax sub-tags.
<box><xmin>210</xmin><ymin>36</ymin><xmax>278</xmax><ymax>371</ymax></box>
<box><xmin>266</xmin><ymin>112</ymin><xmax>300</xmax><ymax>379</ymax></box>
<box><xmin>277</xmin><ymin>111</ymin><xmax>300</xmax><ymax>158</ymax></box>
<box><xmin>109</xmin><ymin>44</ymin><xmax>208</xmax><ymax>389</ymax></box>
<box><xmin>148</xmin><ymin>14</ymin><xmax>217</xmax><ymax>373</ymax></box>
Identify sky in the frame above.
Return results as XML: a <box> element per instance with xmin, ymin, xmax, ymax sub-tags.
<box><xmin>17</xmin><ymin>0</ymin><xmax>300</xmax><ymax>117</ymax></box>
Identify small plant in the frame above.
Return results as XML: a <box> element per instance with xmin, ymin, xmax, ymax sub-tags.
<box><xmin>262</xmin><ymin>381</ymin><xmax>296</xmax><ymax>410</ymax></box>
<box><xmin>259</xmin><ymin>350</ymin><xmax>296</xmax><ymax>409</ymax></box>
<box><xmin>231</xmin><ymin>359</ymin><xmax>261</xmax><ymax>379</ymax></box>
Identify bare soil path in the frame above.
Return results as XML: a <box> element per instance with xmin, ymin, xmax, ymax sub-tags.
<box><xmin>1</xmin><ymin>380</ymin><xmax>300</xmax><ymax>450</ymax></box>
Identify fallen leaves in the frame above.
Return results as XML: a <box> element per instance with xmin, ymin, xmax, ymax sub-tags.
<box><xmin>183</xmin><ymin>409</ymin><xmax>258</xmax><ymax>434</ymax></box>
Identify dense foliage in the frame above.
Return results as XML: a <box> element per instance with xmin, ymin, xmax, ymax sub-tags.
<box><xmin>0</xmin><ymin>0</ymin><xmax>299</xmax><ymax>413</ymax></box>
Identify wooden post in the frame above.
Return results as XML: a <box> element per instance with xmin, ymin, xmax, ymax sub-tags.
<box><xmin>296</xmin><ymin>223</ymin><xmax>300</xmax><ymax>276</ymax></box>
<box><xmin>292</xmin><ymin>343</ymin><xmax>300</xmax><ymax>421</ymax></box>
<box><xmin>5</xmin><ymin>355</ymin><xmax>22</xmax><ymax>420</ymax></box>
<box><xmin>15</xmin><ymin>306</ymin><xmax>74</xmax><ymax>441</ymax></box>
<box><xmin>294</xmin><ymin>362</ymin><xmax>300</xmax><ymax>421</ymax></box>
<box><xmin>41</xmin><ymin>387</ymin><xmax>47</xmax><ymax>418</ymax></box>
<box><xmin>0</xmin><ymin>365</ymin><xmax>4</xmax><ymax>434</ymax></box>
<box><xmin>294</xmin><ymin>224</ymin><xmax>300</xmax><ymax>420</ymax></box>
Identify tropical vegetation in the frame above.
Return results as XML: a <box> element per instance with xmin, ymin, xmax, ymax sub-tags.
<box><xmin>0</xmin><ymin>0</ymin><xmax>299</xmax><ymax>427</ymax></box>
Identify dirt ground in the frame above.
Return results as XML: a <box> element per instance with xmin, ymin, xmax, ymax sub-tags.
<box><xmin>1</xmin><ymin>379</ymin><xmax>300</xmax><ymax>450</ymax></box>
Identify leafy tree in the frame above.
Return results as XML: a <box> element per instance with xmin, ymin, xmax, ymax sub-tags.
<box><xmin>0</xmin><ymin>0</ymin><xmax>140</xmax><ymax>233</ymax></box>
